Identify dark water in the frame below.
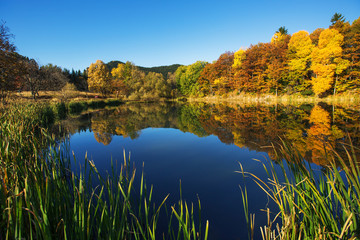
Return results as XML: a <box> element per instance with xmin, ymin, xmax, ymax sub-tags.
<box><xmin>58</xmin><ymin>102</ymin><xmax>360</xmax><ymax>239</ymax></box>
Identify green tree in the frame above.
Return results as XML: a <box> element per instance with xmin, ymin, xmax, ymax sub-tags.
<box><xmin>331</xmin><ymin>13</ymin><xmax>345</xmax><ymax>26</ymax></box>
<box><xmin>176</xmin><ymin>61</ymin><xmax>207</xmax><ymax>96</ymax></box>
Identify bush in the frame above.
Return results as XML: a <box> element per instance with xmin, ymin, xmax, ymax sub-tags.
<box><xmin>68</xmin><ymin>101</ymin><xmax>88</xmax><ymax>114</ymax></box>
<box><xmin>300</xmin><ymin>89</ymin><xmax>314</xmax><ymax>96</ymax></box>
<box><xmin>105</xmin><ymin>99</ymin><xmax>122</xmax><ymax>106</ymax></box>
<box><xmin>128</xmin><ymin>93</ymin><xmax>140</xmax><ymax>101</ymax></box>
<box><xmin>88</xmin><ymin>100</ymin><xmax>106</xmax><ymax>109</ymax></box>
<box><xmin>61</xmin><ymin>83</ymin><xmax>78</xmax><ymax>100</ymax></box>
<box><xmin>53</xmin><ymin>102</ymin><xmax>67</xmax><ymax>119</ymax></box>
<box><xmin>39</xmin><ymin>104</ymin><xmax>55</xmax><ymax>126</ymax></box>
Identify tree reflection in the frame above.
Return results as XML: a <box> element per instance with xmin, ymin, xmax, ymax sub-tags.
<box><xmin>58</xmin><ymin>102</ymin><xmax>360</xmax><ymax>166</ymax></box>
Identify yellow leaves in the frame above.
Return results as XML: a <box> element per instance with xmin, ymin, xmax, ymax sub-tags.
<box><xmin>271</xmin><ymin>32</ymin><xmax>286</xmax><ymax>43</ymax></box>
<box><xmin>318</xmin><ymin>29</ymin><xmax>344</xmax><ymax>50</ymax></box>
<box><xmin>334</xmin><ymin>58</ymin><xmax>350</xmax><ymax>75</ymax></box>
<box><xmin>310</xmin><ymin>29</ymin><xmax>347</xmax><ymax>96</ymax></box>
<box><xmin>111</xmin><ymin>63</ymin><xmax>125</xmax><ymax>79</ymax></box>
<box><xmin>307</xmin><ymin>105</ymin><xmax>332</xmax><ymax>164</ymax></box>
<box><xmin>311</xmin><ymin>75</ymin><xmax>334</xmax><ymax>96</ymax></box>
<box><xmin>232</xmin><ymin>48</ymin><xmax>246</xmax><ymax>70</ymax></box>
<box><xmin>88</xmin><ymin>60</ymin><xmax>111</xmax><ymax>94</ymax></box>
<box><xmin>288</xmin><ymin>30</ymin><xmax>313</xmax><ymax>59</ymax></box>
<box><xmin>309</xmin><ymin>105</ymin><xmax>330</xmax><ymax>125</ymax></box>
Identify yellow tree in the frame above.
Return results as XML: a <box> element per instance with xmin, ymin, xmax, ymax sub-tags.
<box><xmin>232</xmin><ymin>48</ymin><xmax>246</xmax><ymax>70</ymax></box>
<box><xmin>310</xmin><ymin>29</ymin><xmax>349</xmax><ymax>96</ymax></box>
<box><xmin>111</xmin><ymin>63</ymin><xmax>127</xmax><ymax>97</ymax></box>
<box><xmin>271</xmin><ymin>26</ymin><xmax>288</xmax><ymax>43</ymax></box>
<box><xmin>287</xmin><ymin>30</ymin><xmax>313</xmax><ymax>92</ymax></box>
<box><xmin>87</xmin><ymin>60</ymin><xmax>111</xmax><ymax>95</ymax></box>
<box><xmin>232</xmin><ymin>48</ymin><xmax>246</xmax><ymax>90</ymax></box>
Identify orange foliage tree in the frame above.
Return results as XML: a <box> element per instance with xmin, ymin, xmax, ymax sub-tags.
<box><xmin>266</xmin><ymin>33</ymin><xmax>290</xmax><ymax>95</ymax></box>
<box><xmin>198</xmin><ymin>52</ymin><xmax>234</xmax><ymax>95</ymax></box>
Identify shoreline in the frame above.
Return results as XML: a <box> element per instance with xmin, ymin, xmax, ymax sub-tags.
<box><xmin>3</xmin><ymin>90</ymin><xmax>360</xmax><ymax>108</ymax></box>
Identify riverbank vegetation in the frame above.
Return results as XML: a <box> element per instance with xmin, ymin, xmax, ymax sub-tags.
<box><xmin>0</xmin><ymin>102</ymin><xmax>209</xmax><ymax>239</ymax></box>
<box><xmin>1</xmin><ymin>14</ymin><xmax>360</xmax><ymax>104</ymax></box>
<box><xmin>240</xmin><ymin>140</ymin><xmax>360</xmax><ymax>239</ymax></box>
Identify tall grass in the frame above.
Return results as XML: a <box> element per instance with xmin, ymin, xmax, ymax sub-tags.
<box><xmin>240</xmin><ymin>140</ymin><xmax>360</xmax><ymax>240</ymax></box>
<box><xmin>0</xmin><ymin>103</ymin><xmax>208</xmax><ymax>239</ymax></box>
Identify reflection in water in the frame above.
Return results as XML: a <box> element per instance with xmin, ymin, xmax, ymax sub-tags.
<box><xmin>56</xmin><ymin>102</ymin><xmax>360</xmax><ymax>239</ymax></box>
<box><xmin>60</xmin><ymin>102</ymin><xmax>360</xmax><ymax>166</ymax></box>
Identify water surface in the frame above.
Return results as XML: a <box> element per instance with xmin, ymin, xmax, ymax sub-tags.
<box><xmin>58</xmin><ymin>102</ymin><xmax>360</xmax><ymax>239</ymax></box>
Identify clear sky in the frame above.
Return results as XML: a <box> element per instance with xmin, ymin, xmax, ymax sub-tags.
<box><xmin>1</xmin><ymin>0</ymin><xmax>359</xmax><ymax>71</ymax></box>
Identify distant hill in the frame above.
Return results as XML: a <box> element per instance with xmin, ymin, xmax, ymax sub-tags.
<box><xmin>106</xmin><ymin>61</ymin><xmax>182</xmax><ymax>78</ymax></box>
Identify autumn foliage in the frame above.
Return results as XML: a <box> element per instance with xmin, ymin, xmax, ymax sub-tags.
<box><xmin>76</xmin><ymin>14</ymin><xmax>360</xmax><ymax>99</ymax></box>
<box><xmin>196</xmin><ymin>15</ymin><xmax>359</xmax><ymax>98</ymax></box>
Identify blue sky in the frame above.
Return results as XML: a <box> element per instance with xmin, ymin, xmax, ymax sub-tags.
<box><xmin>1</xmin><ymin>0</ymin><xmax>359</xmax><ymax>71</ymax></box>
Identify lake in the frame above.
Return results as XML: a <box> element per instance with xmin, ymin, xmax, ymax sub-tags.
<box><xmin>56</xmin><ymin>101</ymin><xmax>360</xmax><ymax>239</ymax></box>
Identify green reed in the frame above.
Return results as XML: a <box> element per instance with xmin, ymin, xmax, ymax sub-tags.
<box><xmin>240</xmin><ymin>140</ymin><xmax>360</xmax><ymax>240</ymax></box>
<box><xmin>0</xmin><ymin>103</ymin><xmax>208</xmax><ymax>239</ymax></box>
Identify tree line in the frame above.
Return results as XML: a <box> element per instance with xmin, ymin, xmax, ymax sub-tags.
<box><xmin>1</xmin><ymin>13</ymin><xmax>359</xmax><ymax>101</ymax></box>
<box><xmin>87</xmin><ymin>13</ymin><xmax>360</xmax><ymax>99</ymax></box>
<box><xmin>178</xmin><ymin>13</ymin><xmax>360</xmax><ymax>97</ymax></box>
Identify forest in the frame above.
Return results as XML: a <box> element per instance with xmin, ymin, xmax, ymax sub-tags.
<box><xmin>1</xmin><ymin>13</ymin><xmax>359</xmax><ymax>101</ymax></box>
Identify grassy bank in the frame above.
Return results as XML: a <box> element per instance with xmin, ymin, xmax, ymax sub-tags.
<box><xmin>240</xmin><ymin>140</ymin><xmax>360</xmax><ymax>240</ymax></box>
<box><xmin>0</xmin><ymin>103</ymin><xmax>208</xmax><ymax>239</ymax></box>
<box><xmin>189</xmin><ymin>92</ymin><xmax>360</xmax><ymax>107</ymax></box>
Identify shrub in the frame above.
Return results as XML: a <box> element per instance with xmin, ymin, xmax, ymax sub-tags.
<box><xmin>53</xmin><ymin>102</ymin><xmax>67</xmax><ymax>119</ymax></box>
<box><xmin>68</xmin><ymin>101</ymin><xmax>88</xmax><ymax>114</ymax></box>
<box><xmin>88</xmin><ymin>100</ymin><xmax>106</xmax><ymax>109</ymax></box>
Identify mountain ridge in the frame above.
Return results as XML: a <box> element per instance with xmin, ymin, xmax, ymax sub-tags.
<box><xmin>106</xmin><ymin>60</ymin><xmax>182</xmax><ymax>78</ymax></box>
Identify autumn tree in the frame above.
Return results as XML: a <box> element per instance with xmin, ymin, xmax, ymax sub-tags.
<box><xmin>0</xmin><ymin>21</ymin><xmax>21</xmax><ymax>101</ymax></box>
<box><xmin>22</xmin><ymin>59</ymin><xmax>42</xmax><ymax>100</ymax></box>
<box><xmin>232</xmin><ymin>48</ymin><xmax>246</xmax><ymax>90</ymax></box>
<box><xmin>166</xmin><ymin>71</ymin><xmax>178</xmax><ymax>98</ymax></box>
<box><xmin>198</xmin><ymin>63</ymin><xmax>215</xmax><ymax>96</ymax></box>
<box><xmin>198</xmin><ymin>53</ymin><xmax>233</xmax><ymax>96</ymax></box>
<box><xmin>87</xmin><ymin>60</ymin><xmax>111</xmax><ymax>95</ymax></box>
<box><xmin>111</xmin><ymin>63</ymin><xmax>128</xmax><ymax>97</ymax></box>
<box><xmin>40</xmin><ymin>64</ymin><xmax>68</xmax><ymax>91</ymax></box>
<box><xmin>287</xmin><ymin>30</ymin><xmax>313</xmax><ymax>93</ymax></box>
<box><xmin>266</xmin><ymin>32</ymin><xmax>290</xmax><ymax>95</ymax></box>
<box><xmin>271</xmin><ymin>26</ymin><xmax>289</xmax><ymax>43</ymax></box>
<box><xmin>311</xmin><ymin>28</ymin><xmax>349</xmax><ymax>96</ymax></box>
<box><xmin>310</xmin><ymin>28</ymin><xmax>324</xmax><ymax>46</ymax></box>
<box><xmin>203</xmin><ymin>52</ymin><xmax>234</xmax><ymax>95</ymax></box>
<box><xmin>235</xmin><ymin>43</ymin><xmax>271</xmax><ymax>93</ymax></box>
<box><xmin>344</xmin><ymin>17</ymin><xmax>360</xmax><ymax>88</ymax></box>
<box><xmin>335</xmin><ymin>17</ymin><xmax>360</xmax><ymax>92</ymax></box>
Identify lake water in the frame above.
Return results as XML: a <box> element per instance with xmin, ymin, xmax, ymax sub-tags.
<box><xmin>58</xmin><ymin>102</ymin><xmax>360</xmax><ymax>239</ymax></box>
